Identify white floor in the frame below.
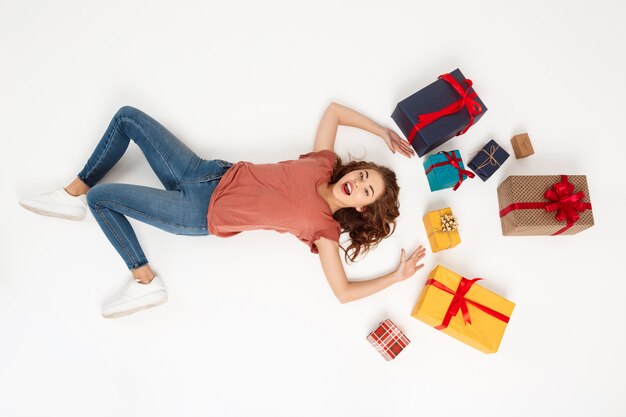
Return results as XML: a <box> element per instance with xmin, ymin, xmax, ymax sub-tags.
<box><xmin>2</xmin><ymin>1</ymin><xmax>625</xmax><ymax>416</ymax></box>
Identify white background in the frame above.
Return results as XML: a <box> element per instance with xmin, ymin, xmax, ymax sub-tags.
<box><xmin>1</xmin><ymin>1</ymin><xmax>625</xmax><ymax>416</ymax></box>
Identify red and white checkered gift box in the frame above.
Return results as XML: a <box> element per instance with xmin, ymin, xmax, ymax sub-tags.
<box><xmin>366</xmin><ymin>319</ymin><xmax>410</xmax><ymax>361</ymax></box>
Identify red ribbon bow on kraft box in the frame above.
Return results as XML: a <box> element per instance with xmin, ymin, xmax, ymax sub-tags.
<box><xmin>498</xmin><ymin>175</ymin><xmax>594</xmax><ymax>236</ymax></box>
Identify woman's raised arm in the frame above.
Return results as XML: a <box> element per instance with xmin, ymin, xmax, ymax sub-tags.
<box><xmin>313</xmin><ymin>102</ymin><xmax>414</xmax><ymax>158</ymax></box>
<box><xmin>315</xmin><ymin>236</ymin><xmax>426</xmax><ymax>303</ymax></box>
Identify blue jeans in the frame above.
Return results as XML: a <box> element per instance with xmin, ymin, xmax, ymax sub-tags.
<box><xmin>79</xmin><ymin>106</ymin><xmax>233</xmax><ymax>270</ymax></box>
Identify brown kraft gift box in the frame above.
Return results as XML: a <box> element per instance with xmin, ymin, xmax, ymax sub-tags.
<box><xmin>511</xmin><ymin>133</ymin><xmax>534</xmax><ymax>158</ymax></box>
<box><xmin>497</xmin><ymin>175</ymin><xmax>594</xmax><ymax>236</ymax></box>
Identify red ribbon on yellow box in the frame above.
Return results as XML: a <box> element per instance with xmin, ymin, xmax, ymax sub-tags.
<box><xmin>425</xmin><ymin>277</ymin><xmax>510</xmax><ymax>330</ymax></box>
<box><xmin>499</xmin><ymin>175</ymin><xmax>593</xmax><ymax>235</ymax></box>
<box><xmin>407</xmin><ymin>73</ymin><xmax>483</xmax><ymax>144</ymax></box>
<box><xmin>412</xmin><ymin>265</ymin><xmax>515</xmax><ymax>353</ymax></box>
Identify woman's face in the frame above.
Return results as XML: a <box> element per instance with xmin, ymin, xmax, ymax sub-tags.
<box><xmin>333</xmin><ymin>168</ymin><xmax>385</xmax><ymax>212</ymax></box>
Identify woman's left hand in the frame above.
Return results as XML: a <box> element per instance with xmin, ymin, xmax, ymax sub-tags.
<box><xmin>380</xmin><ymin>128</ymin><xmax>415</xmax><ymax>158</ymax></box>
<box><xmin>392</xmin><ymin>245</ymin><xmax>427</xmax><ymax>282</ymax></box>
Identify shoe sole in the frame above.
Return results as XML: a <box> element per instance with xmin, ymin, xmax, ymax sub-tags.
<box><xmin>102</xmin><ymin>298</ymin><xmax>168</xmax><ymax>319</ymax></box>
<box><xmin>19</xmin><ymin>202</ymin><xmax>85</xmax><ymax>221</ymax></box>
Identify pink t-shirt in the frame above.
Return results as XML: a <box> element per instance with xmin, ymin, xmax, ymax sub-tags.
<box><xmin>207</xmin><ymin>150</ymin><xmax>341</xmax><ymax>253</ymax></box>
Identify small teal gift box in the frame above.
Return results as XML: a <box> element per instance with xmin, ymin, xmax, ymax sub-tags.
<box><xmin>423</xmin><ymin>150</ymin><xmax>475</xmax><ymax>191</ymax></box>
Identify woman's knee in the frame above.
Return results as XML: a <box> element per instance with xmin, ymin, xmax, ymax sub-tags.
<box><xmin>115</xmin><ymin>105</ymin><xmax>143</xmax><ymax>121</ymax></box>
<box><xmin>86</xmin><ymin>183</ymin><xmax>114</xmax><ymax>207</ymax></box>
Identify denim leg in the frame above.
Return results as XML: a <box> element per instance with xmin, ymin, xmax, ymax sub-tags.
<box><xmin>80</xmin><ymin>107</ymin><xmax>233</xmax><ymax>270</ymax></box>
<box><xmin>77</xmin><ymin>106</ymin><xmax>200</xmax><ymax>190</ymax></box>
<box><xmin>86</xmin><ymin>181</ymin><xmax>220</xmax><ymax>270</ymax></box>
<box><xmin>87</xmin><ymin>184</ymin><xmax>214</xmax><ymax>269</ymax></box>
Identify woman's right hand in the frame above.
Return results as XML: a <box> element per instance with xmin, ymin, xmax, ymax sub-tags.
<box><xmin>380</xmin><ymin>128</ymin><xmax>415</xmax><ymax>158</ymax></box>
<box><xmin>391</xmin><ymin>246</ymin><xmax>427</xmax><ymax>282</ymax></box>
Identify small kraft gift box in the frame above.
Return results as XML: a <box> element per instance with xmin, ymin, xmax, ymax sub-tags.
<box><xmin>468</xmin><ymin>139</ymin><xmax>510</xmax><ymax>181</ymax></box>
<box><xmin>423</xmin><ymin>207</ymin><xmax>460</xmax><ymax>252</ymax></box>
<box><xmin>366</xmin><ymin>319</ymin><xmax>410</xmax><ymax>361</ymax></box>
<box><xmin>423</xmin><ymin>150</ymin><xmax>474</xmax><ymax>191</ymax></box>
<box><xmin>412</xmin><ymin>265</ymin><xmax>515</xmax><ymax>354</ymax></box>
<box><xmin>511</xmin><ymin>133</ymin><xmax>534</xmax><ymax>158</ymax></box>
<box><xmin>391</xmin><ymin>68</ymin><xmax>488</xmax><ymax>157</ymax></box>
<box><xmin>498</xmin><ymin>175</ymin><xmax>594</xmax><ymax>236</ymax></box>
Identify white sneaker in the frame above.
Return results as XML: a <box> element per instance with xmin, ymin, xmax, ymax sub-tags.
<box><xmin>102</xmin><ymin>276</ymin><xmax>168</xmax><ymax>319</ymax></box>
<box><xmin>19</xmin><ymin>187</ymin><xmax>88</xmax><ymax>221</ymax></box>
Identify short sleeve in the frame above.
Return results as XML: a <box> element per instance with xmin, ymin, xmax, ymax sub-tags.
<box><xmin>300</xmin><ymin>225</ymin><xmax>341</xmax><ymax>254</ymax></box>
<box><xmin>298</xmin><ymin>150</ymin><xmax>337</xmax><ymax>169</ymax></box>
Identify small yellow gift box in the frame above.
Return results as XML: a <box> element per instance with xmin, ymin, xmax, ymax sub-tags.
<box><xmin>412</xmin><ymin>265</ymin><xmax>515</xmax><ymax>354</ymax></box>
<box><xmin>423</xmin><ymin>208</ymin><xmax>461</xmax><ymax>252</ymax></box>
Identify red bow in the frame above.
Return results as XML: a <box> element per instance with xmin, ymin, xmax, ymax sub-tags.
<box><xmin>424</xmin><ymin>151</ymin><xmax>475</xmax><ymax>191</ymax></box>
<box><xmin>407</xmin><ymin>73</ymin><xmax>483</xmax><ymax>144</ymax></box>
<box><xmin>544</xmin><ymin>176</ymin><xmax>591</xmax><ymax>227</ymax></box>
<box><xmin>426</xmin><ymin>277</ymin><xmax>510</xmax><ymax>331</ymax></box>
<box><xmin>499</xmin><ymin>175</ymin><xmax>593</xmax><ymax>235</ymax></box>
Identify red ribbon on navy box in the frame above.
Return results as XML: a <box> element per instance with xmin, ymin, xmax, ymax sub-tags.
<box><xmin>425</xmin><ymin>277</ymin><xmax>510</xmax><ymax>331</ymax></box>
<box><xmin>424</xmin><ymin>151</ymin><xmax>475</xmax><ymax>191</ymax></box>
<box><xmin>499</xmin><ymin>175</ymin><xmax>593</xmax><ymax>235</ymax></box>
<box><xmin>407</xmin><ymin>73</ymin><xmax>483</xmax><ymax>145</ymax></box>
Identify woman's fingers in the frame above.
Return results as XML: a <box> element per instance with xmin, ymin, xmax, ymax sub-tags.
<box><xmin>398</xmin><ymin>247</ymin><xmax>426</xmax><ymax>278</ymax></box>
<box><xmin>402</xmin><ymin>144</ymin><xmax>415</xmax><ymax>157</ymax></box>
<box><xmin>395</xmin><ymin>138</ymin><xmax>415</xmax><ymax>158</ymax></box>
<box><xmin>396</xmin><ymin>146</ymin><xmax>412</xmax><ymax>158</ymax></box>
<box><xmin>384</xmin><ymin>129</ymin><xmax>414</xmax><ymax>158</ymax></box>
<box><xmin>399</xmin><ymin>147</ymin><xmax>412</xmax><ymax>158</ymax></box>
<box><xmin>409</xmin><ymin>245</ymin><xmax>426</xmax><ymax>260</ymax></box>
<box><xmin>392</xmin><ymin>132</ymin><xmax>411</xmax><ymax>149</ymax></box>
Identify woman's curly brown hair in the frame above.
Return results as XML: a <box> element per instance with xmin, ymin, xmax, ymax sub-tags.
<box><xmin>330</xmin><ymin>155</ymin><xmax>400</xmax><ymax>263</ymax></box>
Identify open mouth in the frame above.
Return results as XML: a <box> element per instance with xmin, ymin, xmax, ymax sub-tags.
<box><xmin>342</xmin><ymin>182</ymin><xmax>352</xmax><ymax>195</ymax></box>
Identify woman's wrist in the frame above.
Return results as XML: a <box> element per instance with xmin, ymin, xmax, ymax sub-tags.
<box><xmin>387</xmin><ymin>270</ymin><xmax>401</xmax><ymax>284</ymax></box>
<box><xmin>372</xmin><ymin>123</ymin><xmax>387</xmax><ymax>139</ymax></box>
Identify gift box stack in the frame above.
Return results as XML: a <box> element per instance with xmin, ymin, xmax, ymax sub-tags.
<box><xmin>365</xmin><ymin>68</ymin><xmax>595</xmax><ymax>360</ymax></box>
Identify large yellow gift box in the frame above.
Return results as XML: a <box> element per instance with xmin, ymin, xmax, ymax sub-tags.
<box><xmin>412</xmin><ymin>265</ymin><xmax>515</xmax><ymax>353</ymax></box>
<box><xmin>423</xmin><ymin>208</ymin><xmax>460</xmax><ymax>252</ymax></box>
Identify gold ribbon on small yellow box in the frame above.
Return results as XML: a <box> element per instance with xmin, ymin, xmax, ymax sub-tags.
<box><xmin>411</xmin><ymin>265</ymin><xmax>515</xmax><ymax>353</ymax></box>
<box><xmin>423</xmin><ymin>207</ymin><xmax>460</xmax><ymax>252</ymax></box>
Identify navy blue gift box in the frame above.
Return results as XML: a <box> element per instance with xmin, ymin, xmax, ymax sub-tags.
<box><xmin>468</xmin><ymin>139</ymin><xmax>509</xmax><ymax>181</ymax></box>
<box><xmin>391</xmin><ymin>69</ymin><xmax>487</xmax><ymax>157</ymax></box>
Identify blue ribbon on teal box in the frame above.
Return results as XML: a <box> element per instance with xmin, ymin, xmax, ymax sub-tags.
<box><xmin>423</xmin><ymin>150</ymin><xmax>472</xmax><ymax>191</ymax></box>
